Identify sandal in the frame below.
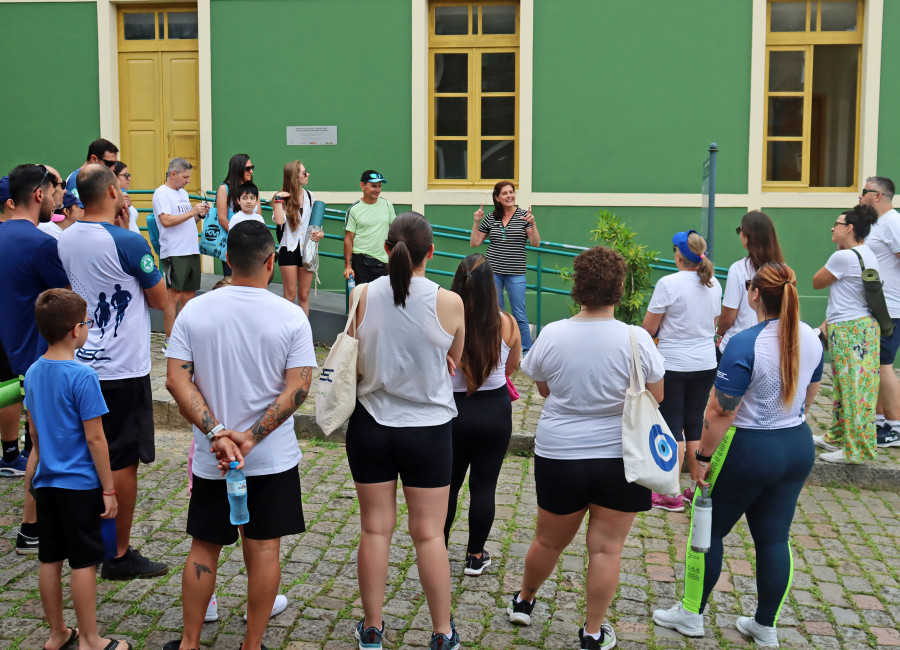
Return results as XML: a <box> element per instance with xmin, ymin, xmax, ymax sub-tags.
<box><xmin>102</xmin><ymin>640</ymin><xmax>132</xmax><ymax>650</ymax></box>
<box><xmin>43</xmin><ymin>627</ymin><xmax>78</xmax><ymax>650</ymax></box>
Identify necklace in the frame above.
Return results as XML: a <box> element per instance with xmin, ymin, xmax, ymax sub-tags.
<box><xmin>499</xmin><ymin>214</ymin><xmax>513</xmax><ymax>241</ymax></box>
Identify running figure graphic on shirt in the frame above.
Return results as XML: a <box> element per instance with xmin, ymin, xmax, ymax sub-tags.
<box><xmin>111</xmin><ymin>284</ymin><xmax>132</xmax><ymax>338</ymax></box>
<box><xmin>94</xmin><ymin>292</ymin><xmax>111</xmax><ymax>339</ymax></box>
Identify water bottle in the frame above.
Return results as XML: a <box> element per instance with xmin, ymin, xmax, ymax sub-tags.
<box><xmin>226</xmin><ymin>461</ymin><xmax>249</xmax><ymax>525</ymax></box>
<box><xmin>347</xmin><ymin>275</ymin><xmax>356</xmax><ymax>292</ymax></box>
<box><xmin>690</xmin><ymin>485</ymin><xmax>712</xmax><ymax>553</ymax></box>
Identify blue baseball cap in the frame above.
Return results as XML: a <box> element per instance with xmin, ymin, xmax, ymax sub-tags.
<box><xmin>0</xmin><ymin>176</ymin><xmax>9</xmax><ymax>205</ymax></box>
<box><xmin>62</xmin><ymin>190</ymin><xmax>83</xmax><ymax>209</ymax></box>
<box><xmin>672</xmin><ymin>230</ymin><xmax>705</xmax><ymax>264</ymax></box>
<box><xmin>360</xmin><ymin>170</ymin><xmax>387</xmax><ymax>184</ymax></box>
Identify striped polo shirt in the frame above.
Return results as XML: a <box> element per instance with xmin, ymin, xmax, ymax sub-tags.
<box><xmin>477</xmin><ymin>208</ymin><xmax>531</xmax><ymax>275</ymax></box>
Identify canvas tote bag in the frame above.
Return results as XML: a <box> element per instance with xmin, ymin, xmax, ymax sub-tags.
<box><xmin>621</xmin><ymin>326</ymin><xmax>680</xmax><ymax>496</ymax></box>
<box><xmin>315</xmin><ymin>288</ymin><xmax>362</xmax><ymax>435</ymax></box>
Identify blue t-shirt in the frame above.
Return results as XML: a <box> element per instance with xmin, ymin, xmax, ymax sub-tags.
<box><xmin>715</xmin><ymin>319</ymin><xmax>824</xmax><ymax>430</ymax></box>
<box><xmin>0</xmin><ymin>220</ymin><xmax>70</xmax><ymax>375</ymax></box>
<box><xmin>58</xmin><ymin>221</ymin><xmax>162</xmax><ymax>380</ymax></box>
<box><xmin>25</xmin><ymin>358</ymin><xmax>109</xmax><ymax>490</ymax></box>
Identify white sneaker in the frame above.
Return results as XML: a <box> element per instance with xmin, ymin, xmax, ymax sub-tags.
<box><xmin>736</xmin><ymin>616</ymin><xmax>779</xmax><ymax>647</ymax></box>
<box><xmin>243</xmin><ymin>594</ymin><xmax>288</xmax><ymax>621</ymax></box>
<box><xmin>812</xmin><ymin>435</ymin><xmax>837</xmax><ymax>451</ymax></box>
<box><xmin>652</xmin><ymin>604</ymin><xmax>704</xmax><ymax>637</ymax></box>
<box><xmin>819</xmin><ymin>449</ymin><xmax>860</xmax><ymax>464</ymax></box>
<box><xmin>205</xmin><ymin>593</ymin><xmax>218</xmax><ymax>622</ymax></box>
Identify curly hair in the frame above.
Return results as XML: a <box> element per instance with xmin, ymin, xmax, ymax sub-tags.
<box><xmin>571</xmin><ymin>246</ymin><xmax>626</xmax><ymax>307</ymax></box>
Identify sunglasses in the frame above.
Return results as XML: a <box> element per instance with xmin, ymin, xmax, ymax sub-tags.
<box><xmin>245</xmin><ymin>165</ymin><xmax>255</xmax><ymax>172</ymax></box>
<box><xmin>301</xmin><ymin>169</ymin><xmax>310</xmax><ymax>176</ymax></box>
<box><xmin>833</xmin><ymin>220</ymin><xmax>849</xmax><ymax>228</ymax></box>
<box><xmin>735</xmin><ymin>226</ymin><xmax>742</xmax><ymax>235</ymax></box>
<box><xmin>745</xmin><ymin>280</ymin><xmax>752</xmax><ymax>290</ymax></box>
<box><xmin>118</xmin><ymin>172</ymin><xmax>131</xmax><ymax>180</ymax></box>
<box><xmin>861</xmin><ymin>188</ymin><xmax>881</xmax><ymax>196</ymax></box>
<box><xmin>102</xmin><ymin>159</ymin><xmax>118</xmax><ymax>168</ymax></box>
<box><xmin>32</xmin><ymin>166</ymin><xmax>51</xmax><ymax>194</ymax></box>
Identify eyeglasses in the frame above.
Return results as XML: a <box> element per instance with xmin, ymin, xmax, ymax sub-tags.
<box><xmin>32</xmin><ymin>165</ymin><xmax>51</xmax><ymax>194</ymax></box>
<box><xmin>118</xmin><ymin>172</ymin><xmax>131</xmax><ymax>180</ymax></box>
<box><xmin>245</xmin><ymin>165</ymin><xmax>255</xmax><ymax>172</ymax></box>
<box><xmin>76</xmin><ymin>319</ymin><xmax>94</xmax><ymax>329</ymax></box>
<box><xmin>833</xmin><ymin>220</ymin><xmax>849</xmax><ymax>228</ymax></box>
<box><xmin>861</xmin><ymin>188</ymin><xmax>882</xmax><ymax>196</ymax></box>
<box><xmin>735</xmin><ymin>226</ymin><xmax>742</xmax><ymax>235</ymax></box>
<box><xmin>102</xmin><ymin>159</ymin><xmax>117</xmax><ymax>168</ymax></box>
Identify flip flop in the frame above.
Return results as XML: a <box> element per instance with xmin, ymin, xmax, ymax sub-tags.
<box><xmin>102</xmin><ymin>640</ymin><xmax>132</xmax><ymax>650</ymax></box>
<box><xmin>43</xmin><ymin>627</ymin><xmax>78</xmax><ymax>650</ymax></box>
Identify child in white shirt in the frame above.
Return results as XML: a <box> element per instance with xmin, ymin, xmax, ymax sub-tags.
<box><xmin>228</xmin><ymin>182</ymin><xmax>265</xmax><ymax>229</ymax></box>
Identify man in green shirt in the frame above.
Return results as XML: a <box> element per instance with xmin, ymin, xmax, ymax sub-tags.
<box><xmin>343</xmin><ymin>170</ymin><xmax>396</xmax><ymax>283</ymax></box>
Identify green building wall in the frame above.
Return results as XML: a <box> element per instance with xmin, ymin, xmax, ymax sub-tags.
<box><xmin>0</xmin><ymin>3</ymin><xmax>100</xmax><ymax>176</ymax></box>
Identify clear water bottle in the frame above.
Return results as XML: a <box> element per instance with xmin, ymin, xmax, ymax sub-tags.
<box><xmin>347</xmin><ymin>275</ymin><xmax>356</xmax><ymax>292</ymax></box>
<box><xmin>226</xmin><ymin>461</ymin><xmax>249</xmax><ymax>525</ymax></box>
<box><xmin>690</xmin><ymin>485</ymin><xmax>712</xmax><ymax>553</ymax></box>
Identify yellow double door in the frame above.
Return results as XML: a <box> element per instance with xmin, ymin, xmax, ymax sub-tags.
<box><xmin>118</xmin><ymin>49</ymin><xmax>200</xmax><ymax>209</ymax></box>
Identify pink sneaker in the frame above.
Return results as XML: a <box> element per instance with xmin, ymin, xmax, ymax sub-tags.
<box><xmin>682</xmin><ymin>487</ymin><xmax>695</xmax><ymax>508</ymax></box>
<box><xmin>651</xmin><ymin>492</ymin><xmax>685</xmax><ymax>512</ymax></box>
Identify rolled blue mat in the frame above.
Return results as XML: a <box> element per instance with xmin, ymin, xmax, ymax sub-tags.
<box><xmin>309</xmin><ymin>200</ymin><xmax>326</xmax><ymax>228</ymax></box>
<box><xmin>0</xmin><ymin>377</ymin><xmax>24</xmax><ymax>410</ymax></box>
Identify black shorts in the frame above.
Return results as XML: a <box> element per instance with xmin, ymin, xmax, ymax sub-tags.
<box><xmin>277</xmin><ymin>246</ymin><xmax>303</xmax><ymax>267</ymax></box>
<box><xmin>36</xmin><ymin>487</ymin><xmax>105</xmax><ymax>568</ymax></box>
<box><xmin>345</xmin><ymin>401</ymin><xmax>452</xmax><ymax>488</ymax></box>
<box><xmin>187</xmin><ymin>465</ymin><xmax>305</xmax><ymax>545</ymax></box>
<box><xmin>100</xmin><ymin>375</ymin><xmax>155</xmax><ymax>470</ymax></box>
<box><xmin>534</xmin><ymin>455</ymin><xmax>651</xmax><ymax>515</ymax></box>
<box><xmin>0</xmin><ymin>340</ymin><xmax>14</xmax><ymax>382</ymax></box>
<box><xmin>881</xmin><ymin>318</ymin><xmax>900</xmax><ymax>365</ymax></box>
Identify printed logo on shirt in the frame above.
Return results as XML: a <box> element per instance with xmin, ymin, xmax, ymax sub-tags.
<box><xmin>717</xmin><ymin>370</ymin><xmax>728</xmax><ymax>380</ymax></box>
<box><xmin>140</xmin><ymin>254</ymin><xmax>155</xmax><ymax>274</ymax></box>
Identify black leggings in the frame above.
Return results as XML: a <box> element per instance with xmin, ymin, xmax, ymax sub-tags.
<box><xmin>444</xmin><ymin>386</ymin><xmax>511</xmax><ymax>554</ymax></box>
<box><xmin>658</xmin><ymin>368</ymin><xmax>716</xmax><ymax>442</ymax></box>
<box><xmin>682</xmin><ymin>423</ymin><xmax>815</xmax><ymax>626</ymax></box>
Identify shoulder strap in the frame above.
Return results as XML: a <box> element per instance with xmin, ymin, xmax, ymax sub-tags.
<box><xmin>344</xmin><ymin>286</ymin><xmax>363</xmax><ymax>335</ymax></box>
<box><xmin>628</xmin><ymin>326</ymin><xmax>645</xmax><ymax>392</ymax></box>
<box><xmin>850</xmin><ymin>247</ymin><xmax>866</xmax><ymax>271</ymax></box>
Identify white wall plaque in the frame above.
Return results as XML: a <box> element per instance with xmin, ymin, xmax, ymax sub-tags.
<box><xmin>286</xmin><ymin>126</ymin><xmax>337</xmax><ymax>146</ymax></box>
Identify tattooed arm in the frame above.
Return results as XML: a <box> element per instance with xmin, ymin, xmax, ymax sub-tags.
<box><xmin>694</xmin><ymin>387</ymin><xmax>744</xmax><ymax>486</ymax></box>
<box><xmin>166</xmin><ymin>358</ymin><xmax>219</xmax><ymax>434</ymax></box>
<box><xmin>213</xmin><ymin>366</ymin><xmax>314</xmax><ymax>470</ymax></box>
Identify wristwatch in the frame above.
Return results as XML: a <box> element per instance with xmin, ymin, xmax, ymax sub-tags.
<box><xmin>206</xmin><ymin>423</ymin><xmax>225</xmax><ymax>442</ymax></box>
<box><xmin>695</xmin><ymin>450</ymin><xmax>713</xmax><ymax>463</ymax></box>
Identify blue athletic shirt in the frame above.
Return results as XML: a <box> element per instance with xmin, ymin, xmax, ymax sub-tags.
<box><xmin>25</xmin><ymin>358</ymin><xmax>109</xmax><ymax>490</ymax></box>
<box><xmin>715</xmin><ymin>319</ymin><xmax>824</xmax><ymax>430</ymax></box>
<box><xmin>0</xmin><ymin>220</ymin><xmax>70</xmax><ymax>375</ymax></box>
<box><xmin>58</xmin><ymin>221</ymin><xmax>162</xmax><ymax>380</ymax></box>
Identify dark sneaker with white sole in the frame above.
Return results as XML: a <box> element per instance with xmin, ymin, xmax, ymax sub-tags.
<box><xmin>15</xmin><ymin>531</ymin><xmax>38</xmax><ymax>555</ymax></box>
<box><xmin>355</xmin><ymin>617</ymin><xmax>384</xmax><ymax>650</ymax></box>
<box><xmin>508</xmin><ymin>591</ymin><xmax>536</xmax><ymax>625</ymax></box>
<box><xmin>0</xmin><ymin>453</ymin><xmax>28</xmax><ymax>477</ymax></box>
<box><xmin>464</xmin><ymin>550</ymin><xmax>492</xmax><ymax>576</ymax></box>
<box><xmin>579</xmin><ymin>623</ymin><xmax>617</xmax><ymax>649</ymax></box>
<box><xmin>877</xmin><ymin>428</ymin><xmax>900</xmax><ymax>448</ymax></box>
<box><xmin>101</xmin><ymin>547</ymin><xmax>169</xmax><ymax>580</ymax></box>
<box><xmin>429</xmin><ymin>628</ymin><xmax>460</xmax><ymax>649</ymax></box>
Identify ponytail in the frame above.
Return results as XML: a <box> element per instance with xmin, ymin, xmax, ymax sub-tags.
<box><xmin>682</xmin><ymin>231</ymin><xmax>714</xmax><ymax>287</ymax></box>
<box><xmin>697</xmin><ymin>258</ymin><xmax>714</xmax><ymax>288</ymax></box>
<box><xmin>388</xmin><ymin>240</ymin><xmax>413</xmax><ymax>307</ymax></box>
<box><xmin>385</xmin><ymin>212</ymin><xmax>434</xmax><ymax>308</ymax></box>
<box><xmin>752</xmin><ymin>262</ymin><xmax>800</xmax><ymax>406</ymax></box>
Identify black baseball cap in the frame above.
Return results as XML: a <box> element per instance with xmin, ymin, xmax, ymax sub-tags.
<box><xmin>360</xmin><ymin>170</ymin><xmax>387</xmax><ymax>184</ymax></box>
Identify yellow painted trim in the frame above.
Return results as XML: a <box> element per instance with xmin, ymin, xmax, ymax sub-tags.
<box><xmin>412</xmin><ymin>0</ymin><xmax>428</xmax><ymax>213</ymax></box>
<box><xmin>859</xmin><ymin>0</ymin><xmax>883</xmax><ymax>181</ymax></box>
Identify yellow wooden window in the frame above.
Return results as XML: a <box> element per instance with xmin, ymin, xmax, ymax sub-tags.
<box><xmin>429</xmin><ymin>2</ymin><xmax>519</xmax><ymax>188</ymax></box>
<box><xmin>764</xmin><ymin>0</ymin><xmax>864</xmax><ymax>190</ymax></box>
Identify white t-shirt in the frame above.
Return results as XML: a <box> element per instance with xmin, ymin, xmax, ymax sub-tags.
<box><xmin>825</xmin><ymin>245</ymin><xmax>879</xmax><ymax>324</ymax></box>
<box><xmin>166</xmin><ymin>285</ymin><xmax>317</xmax><ymax>479</ymax></box>
<box><xmin>37</xmin><ymin>222</ymin><xmax>63</xmax><ymax>240</ymax></box>
<box><xmin>58</xmin><ymin>221</ymin><xmax>162</xmax><ymax>380</ymax></box>
<box><xmin>865</xmin><ymin>208</ymin><xmax>900</xmax><ymax>318</ymax></box>
<box><xmin>647</xmin><ymin>271</ymin><xmax>721</xmax><ymax>371</ymax></box>
<box><xmin>229</xmin><ymin>211</ymin><xmax>265</xmax><ymax>229</ymax></box>
<box><xmin>278</xmin><ymin>189</ymin><xmax>316</xmax><ymax>252</ymax></box>
<box><xmin>152</xmin><ymin>184</ymin><xmax>199</xmax><ymax>258</ymax></box>
<box><xmin>720</xmin><ymin>257</ymin><xmax>757</xmax><ymax>351</ymax></box>
<box><xmin>521</xmin><ymin>319</ymin><xmax>665</xmax><ymax>460</ymax></box>
<box><xmin>127</xmin><ymin>204</ymin><xmax>141</xmax><ymax>234</ymax></box>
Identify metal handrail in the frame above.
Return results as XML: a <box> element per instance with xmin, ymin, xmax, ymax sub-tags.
<box><xmin>128</xmin><ymin>189</ymin><xmax>728</xmax><ymax>332</ymax></box>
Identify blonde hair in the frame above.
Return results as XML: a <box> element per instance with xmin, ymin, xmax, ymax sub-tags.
<box><xmin>281</xmin><ymin>161</ymin><xmax>305</xmax><ymax>232</ymax></box>
<box><xmin>678</xmin><ymin>231</ymin><xmax>714</xmax><ymax>288</ymax></box>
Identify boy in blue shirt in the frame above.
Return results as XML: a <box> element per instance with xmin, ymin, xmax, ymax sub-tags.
<box><xmin>26</xmin><ymin>289</ymin><xmax>130</xmax><ymax>650</ymax></box>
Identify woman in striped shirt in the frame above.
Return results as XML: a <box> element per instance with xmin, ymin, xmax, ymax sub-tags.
<box><xmin>470</xmin><ymin>181</ymin><xmax>541</xmax><ymax>353</ymax></box>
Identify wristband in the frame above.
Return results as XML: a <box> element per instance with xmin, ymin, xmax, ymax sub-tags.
<box><xmin>695</xmin><ymin>450</ymin><xmax>713</xmax><ymax>463</ymax></box>
<box><xmin>206</xmin><ymin>422</ymin><xmax>225</xmax><ymax>441</ymax></box>
<box><xmin>102</xmin><ymin>490</ymin><xmax>117</xmax><ymax>496</ymax></box>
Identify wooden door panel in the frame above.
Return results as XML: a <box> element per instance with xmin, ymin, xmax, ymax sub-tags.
<box><xmin>118</xmin><ymin>52</ymin><xmax>162</xmax><ymax>209</ymax></box>
<box><xmin>162</xmin><ymin>52</ymin><xmax>200</xmax><ymax>196</ymax></box>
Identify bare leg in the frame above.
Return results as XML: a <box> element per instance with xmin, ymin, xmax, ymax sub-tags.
<box><xmin>70</xmin><ymin>564</ymin><xmax>127</xmax><ymax>650</ymax></box>
<box><xmin>297</xmin><ymin>268</ymin><xmax>315</xmax><ymax>316</ymax></box>
<box><xmin>281</xmin><ymin>265</ymin><xmax>299</xmax><ymax>305</ymax></box>
<box><xmin>584</xmin><ymin>504</ymin><xmax>637</xmax><ymax>634</ymax></box>
<box><xmin>163</xmin><ymin>288</ymin><xmax>180</xmax><ymax>338</ymax></box>
<box><xmin>39</xmin><ymin>560</ymin><xmax>68</xmax><ymax>650</ymax></box>
<box><xmin>242</xmin><ymin>535</ymin><xmax>281</xmax><ymax>650</ymax></box>
<box><xmin>0</xmin><ymin>402</ymin><xmax>21</xmax><ymax>446</ymax></box>
<box><xmin>355</xmin><ymin>481</ymin><xmax>397</xmax><ymax>630</ymax></box>
<box><xmin>180</xmin><ymin>539</ymin><xmax>221</xmax><ymax>650</ymax></box>
<box><xmin>879</xmin><ymin>365</ymin><xmax>900</xmax><ymax>421</ymax></box>
<box><xmin>519</xmin><ymin>507</ymin><xmax>585</xmax><ymax>601</ymax></box>
<box><xmin>22</xmin><ymin>426</ymin><xmax>37</xmax><ymax>524</ymax></box>
<box><xmin>404</xmin><ymin>484</ymin><xmax>452</xmax><ymax>637</ymax></box>
<box><xmin>112</xmin><ymin>464</ymin><xmax>138</xmax><ymax>556</ymax></box>
<box><xmin>685</xmin><ymin>440</ymin><xmax>700</xmax><ymax>480</ymax></box>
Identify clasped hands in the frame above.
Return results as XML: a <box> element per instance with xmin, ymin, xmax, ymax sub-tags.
<box><xmin>209</xmin><ymin>429</ymin><xmax>255</xmax><ymax>474</ymax></box>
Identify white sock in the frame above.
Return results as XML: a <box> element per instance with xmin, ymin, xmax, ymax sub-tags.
<box><xmin>886</xmin><ymin>419</ymin><xmax>900</xmax><ymax>428</ymax></box>
<box><xmin>515</xmin><ymin>593</ymin><xmax>532</xmax><ymax>604</ymax></box>
<box><xmin>876</xmin><ymin>414</ymin><xmax>886</xmax><ymax>426</ymax></box>
<box><xmin>583</xmin><ymin>627</ymin><xmax>603</xmax><ymax>640</ymax></box>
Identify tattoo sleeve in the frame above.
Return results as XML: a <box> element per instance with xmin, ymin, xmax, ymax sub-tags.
<box><xmin>181</xmin><ymin>361</ymin><xmax>194</xmax><ymax>375</ymax></box>
<box><xmin>249</xmin><ymin>366</ymin><xmax>314</xmax><ymax>444</ymax></box>
<box><xmin>714</xmin><ymin>387</ymin><xmax>742</xmax><ymax>414</ymax></box>
<box><xmin>188</xmin><ymin>384</ymin><xmax>216</xmax><ymax>433</ymax></box>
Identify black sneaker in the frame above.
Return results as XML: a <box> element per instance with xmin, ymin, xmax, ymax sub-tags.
<box><xmin>429</xmin><ymin>628</ymin><xmax>460</xmax><ymax>650</ymax></box>
<box><xmin>101</xmin><ymin>547</ymin><xmax>169</xmax><ymax>580</ymax></box>
<box><xmin>877</xmin><ymin>427</ymin><xmax>900</xmax><ymax>448</ymax></box>
<box><xmin>579</xmin><ymin>624</ymin><xmax>616</xmax><ymax>649</ymax></box>
<box><xmin>507</xmin><ymin>591</ymin><xmax>535</xmax><ymax>626</ymax></box>
<box><xmin>15</xmin><ymin>531</ymin><xmax>38</xmax><ymax>555</ymax></box>
<box><xmin>464</xmin><ymin>550</ymin><xmax>492</xmax><ymax>576</ymax></box>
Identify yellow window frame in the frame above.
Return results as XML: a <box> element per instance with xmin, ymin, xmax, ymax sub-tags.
<box><xmin>118</xmin><ymin>4</ymin><xmax>199</xmax><ymax>53</ymax></box>
<box><xmin>763</xmin><ymin>0</ymin><xmax>863</xmax><ymax>191</ymax></box>
<box><xmin>428</xmin><ymin>1</ymin><xmax>519</xmax><ymax>189</ymax></box>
